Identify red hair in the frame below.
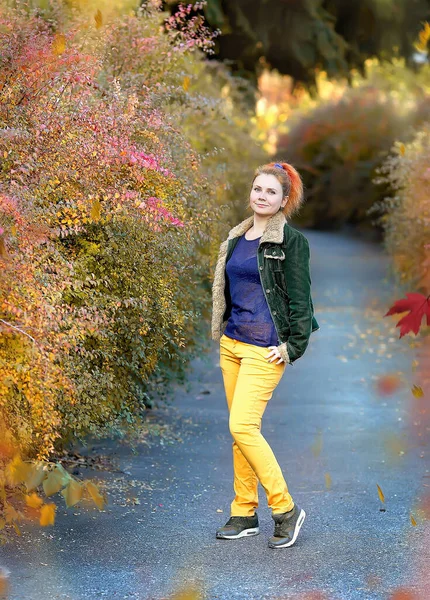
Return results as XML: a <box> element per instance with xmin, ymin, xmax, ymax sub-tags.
<box><xmin>251</xmin><ymin>161</ymin><xmax>304</xmax><ymax>219</ymax></box>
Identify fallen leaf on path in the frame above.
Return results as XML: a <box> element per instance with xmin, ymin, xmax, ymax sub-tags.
<box><xmin>376</xmin><ymin>483</ymin><xmax>385</xmax><ymax>503</ymax></box>
<box><xmin>311</xmin><ymin>430</ymin><xmax>323</xmax><ymax>457</ymax></box>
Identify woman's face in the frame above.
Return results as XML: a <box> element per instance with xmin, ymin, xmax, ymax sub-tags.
<box><xmin>249</xmin><ymin>173</ymin><xmax>287</xmax><ymax>216</ymax></box>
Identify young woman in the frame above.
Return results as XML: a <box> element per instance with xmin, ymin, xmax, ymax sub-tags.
<box><xmin>211</xmin><ymin>161</ymin><xmax>319</xmax><ymax>549</ymax></box>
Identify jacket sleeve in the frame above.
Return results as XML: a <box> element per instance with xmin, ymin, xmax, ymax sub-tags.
<box><xmin>282</xmin><ymin>233</ymin><xmax>313</xmax><ymax>363</ymax></box>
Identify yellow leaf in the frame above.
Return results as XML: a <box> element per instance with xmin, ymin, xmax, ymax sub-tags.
<box><xmin>43</xmin><ymin>470</ymin><xmax>64</xmax><ymax>496</ymax></box>
<box><xmin>25</xmin><ymin>461</ymin><xmax>46</xmax><ymax>492</ymax></box>
<box><xmin>43</xmin><ymin>465</ymin><xmax>70</xmax><ymax>497</ymax></box>
<box><xmin>410</xmin><ymin>513</ymin><xmax>417</xmax><ymax>526</ymax></box>
<box><xmin>12</xmin><ymin>522</ymin><xmax>21</xmax><ymax>536</ymax></box>
<box><xmin>52</xmin><ymin>33</ymin><xmax>66</xmax><ymax>56</ymax></box>
<box><xmin>412</xmin><ymin>384</ymin><xmax>424</xmax><ymax>398</ymax></box>
<box><xmin>398</xmin><ymin>143</ymin><xmax>406</xmax><ymax>156</ymax></box>
<box><xmin>54</xmin><ymin>462</ymin><xmax>72</xmax><ymax>482</ymax></box>
<box><xmin>40</xmin><ymin>503</ymin><xmax>56</xmax><ymax>526</ymax></box>
<box><xmin>376</xmin><ymin>483</ymin><xmax>385</xmax><ymax>503</ymax></box>
<box><xmin>11</xmin><ymin>224</ymin><xmax>17</xmax><ymax>236</ymax></box>
<box><xmin>325</xmin><ymin>472</ymin><xmax>332</xmax><ymax>490</ymax></box>
<box><xmin>86</xmin><ymin>481</ymin><xmax>106</xmax><ymax>510</ymax></box>
<box><xmin>5</xmin><ymin>454</ymin><xmax>32</xmax><ymax>486</ymax></box>
<box><xmin>25</xmin><ymin>492</ymin><xmax>44</xmax><ymax>509</ymax></box>
<box><xmin>91</xmin><ymin>198</ymin><xmax>101</xmax><ymax>221</ymax></box>
<box><xmin>183</xmin><ymin>76</ymin><xmax>190</xmax><ymax>92</ymax></box>
<box><xmin>61</xmin><ymin>479</ymin><xmax>84</xmax><ymax>508</ymax></box>
<box><xmin>0</xmin><ymin>237</ymin><xmax>7</xmax><ymax>258</ymax></box>
<box><xmin>3</xmin><ymin>151</ymin><xmax>7</xmax><ymax>158</ymax></box>
<box><xmin>94</xmin><ymin>9</ymin><xmax>103</xmax><ymax>29</ymax></box>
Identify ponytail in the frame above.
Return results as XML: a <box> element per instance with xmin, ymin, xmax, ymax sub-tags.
<box><xmin>275</xmin><ymin>162</ymin><xmax>303</xmax><ymax>208</ymax></box>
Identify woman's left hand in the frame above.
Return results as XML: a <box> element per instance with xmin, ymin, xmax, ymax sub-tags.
<box><xmin>265</xmin><ymin>346</ymin><xmax>284</xmax><ymax>364</ymax></box>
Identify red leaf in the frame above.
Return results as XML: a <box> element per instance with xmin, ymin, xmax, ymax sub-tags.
<box><xmin>384</xmin><ymin>293</ymin><xmax>430</xmax><ymax>337</ymax></box>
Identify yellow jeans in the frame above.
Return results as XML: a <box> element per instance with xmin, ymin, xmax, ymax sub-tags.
<box><xmin>219</xmin><ymin>333</ymin><xmax>295</xmax><ymax>517</ymax></box>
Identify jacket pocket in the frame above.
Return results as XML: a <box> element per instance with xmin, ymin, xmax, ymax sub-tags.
<box><xmin>264</xmin><ymin>248</ymin><xmax>285</xmax><ymax>274</ymax></box>
<box><xmin>274</xmin><ymin>281</ymin><xmax>289</xmax><ymax>301</ymax></box>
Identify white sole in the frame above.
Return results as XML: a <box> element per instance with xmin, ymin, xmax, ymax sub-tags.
<box><xmin>269</xmin><ymin>509</ymin><xmax>306</xmax><ymax>548</ymax></box>
<box><xmin>216</xmin><ymin>527</ymin><xmax>259</xmax><ymax>539</ymax></box>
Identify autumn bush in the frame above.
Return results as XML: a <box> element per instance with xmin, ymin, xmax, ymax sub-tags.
<box><xmin>375</xmin><ymin>125</ymin><xmax>430</xmax><ymax>535</ymax></box>
<box><xmin>276</xmin><ymin>58</ymin><xmax>430</xmax><ymax>233</ymax></box>
<box><xmin>0</xmin><ymin>0</ymin><xmax>265</xmax><ymax>540</ymax></box>
<box><xmin>370</xmin><ymin>124</ymin><xmax>430</xmax><ymax>296</ymax></box>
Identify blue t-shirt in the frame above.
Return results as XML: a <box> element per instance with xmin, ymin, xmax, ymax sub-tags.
<box><xmin>224</xmin><ymin>234</ymin><xmax>278</xmax><ymax>347</ymax></box>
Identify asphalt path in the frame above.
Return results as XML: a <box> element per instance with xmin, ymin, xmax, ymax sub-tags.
<box><xmin>2</xmin><ymin>227</ymin><xmax>429</xmax><ymax>600</ymax></box>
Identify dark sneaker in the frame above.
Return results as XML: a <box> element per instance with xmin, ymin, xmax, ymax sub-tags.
<box><xmin>216</xmin><ymin>513</ymin><xmax>259</xmax><ymax>539</ymax></box>
<box><xmin>268</xmin><ymin>504</ymin><xmax>306</xmax><ymax>548</ymax></box>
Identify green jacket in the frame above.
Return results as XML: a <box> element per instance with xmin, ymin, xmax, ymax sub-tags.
<box><xmin>211</xmin><ymin>210</ymin><xmax>319</xmax><ymax>366</ymax></box>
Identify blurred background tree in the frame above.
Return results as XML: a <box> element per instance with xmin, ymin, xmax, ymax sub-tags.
<box><xmin>159</xmin><ymin>1</ymin><xmax>430</xmax><ymax>236</ymax></box>
<box><xmin>275</xmin><ymin>58</ymin><xmax>430</xmax><ymax>234</ymax></box>
<box><xmin>162</xmin><ymin>0</ymin><xmax>430</xmax><ymax>95</ymax></box>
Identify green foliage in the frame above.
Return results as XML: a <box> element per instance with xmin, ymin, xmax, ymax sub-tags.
<box><xmin>0</xmin><ymin>0</ymin><xmax>265</xmax><ymax>543</ymax></box>
<box><xmin>0</xmin><ymin>0</ymin><xmax>264</xmax><ymax>465</ymax></box>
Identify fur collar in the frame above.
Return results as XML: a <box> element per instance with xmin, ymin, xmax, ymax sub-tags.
<box><xmin>226</xmin><ymin>209</ymin><xmax>286</xmax><ymax>244</ymax></box>
<box><xmin>211</xmin><ymin>210</ymin><xmax>287</xmax><ymax>341</ymax></box>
